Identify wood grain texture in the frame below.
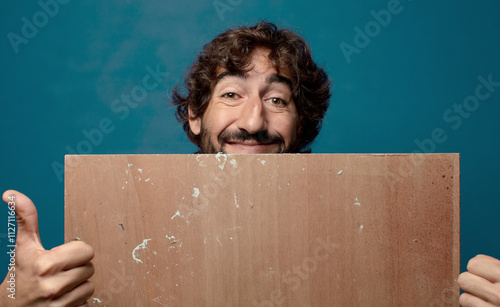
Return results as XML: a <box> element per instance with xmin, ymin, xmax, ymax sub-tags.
<box><xmin>65</xmin><ymin>153</ymin><xmax>460</xmax><ymax>306</ymax></box>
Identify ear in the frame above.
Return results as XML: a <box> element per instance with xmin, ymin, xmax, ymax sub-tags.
<box><xmin>188</xmin><ymin>105</ymin><xmax>201</xmax><ymax>136</ymax></box>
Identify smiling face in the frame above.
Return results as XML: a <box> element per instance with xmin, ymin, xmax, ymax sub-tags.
<box><xmin>188</xmin><ymin>48</ymin><xmax>301</xmax><ymax>154</ymax></box>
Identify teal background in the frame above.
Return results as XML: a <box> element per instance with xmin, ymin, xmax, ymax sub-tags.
<box><xmin>1</xmin><ymin>0</ymin><xmax>499</xmax><ymax>281</ymax></box>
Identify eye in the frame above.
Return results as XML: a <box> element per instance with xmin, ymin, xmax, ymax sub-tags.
<box><xmin>221</xmin><ymin>92</ymin><xmax>239</xmax><ymax>99</ymax></box>
<box><xmin>266</xmin><ymin>97</ymin><xmax>288</xmax><ymax>107</ymax></box>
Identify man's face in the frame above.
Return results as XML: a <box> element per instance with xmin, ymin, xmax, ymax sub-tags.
<box><xmin>189</xmin><ymin>48</ymin><xmax>301</xmax><ymax>154</ymax></box>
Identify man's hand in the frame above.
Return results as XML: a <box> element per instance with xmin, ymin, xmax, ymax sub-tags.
<box><xmin>458</xmin><ymin>254</ymin><xmax>500</xmax><ymax>306</ymax></box>
<box><xmin>0</xmin><ymin>190</ymin><xmax>95</xmax><ymax>306</ymax></box>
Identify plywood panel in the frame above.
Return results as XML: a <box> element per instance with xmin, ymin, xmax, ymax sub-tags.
<box><xmin>65</xmin><ymin>154</ymin><xmax>460</xmax><ymax>306</ymax></box>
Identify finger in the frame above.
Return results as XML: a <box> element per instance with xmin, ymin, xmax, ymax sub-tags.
<box><xmin>2</xmin><ymin>189</ymin><xmax>43</xmax><ymax>249</ymax></box>
<box><xmin>459</xmin><ymin>292</ymin><xmax>499</xmax><ymax>307</ymax></box>
<box><xmin>467</xmin><ymin>254</ymin><xmax>500</xmax><ymax>283</ymax></box>
<box><xmin>49</xmin><ymin>240</ymin><xmax>95</xmax><ymax>271</ymax></box>
<box><xmin>458</xmin><ymin>271</ymin><xmax>500</xmax><ymax>304</ymax></box>
<box><xmin>47</xmin><ymin>262</ymin><xmax>94</xmax><ymax>298</ymax></box>
<box><xmin>51</xmin><ymin>280</ymin><xmax>94</xmax><ymax>307</ymax></box>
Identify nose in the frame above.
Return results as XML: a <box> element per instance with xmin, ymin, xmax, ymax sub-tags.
<box><xmin>236</xmin><ymin>95</ymin><xmax>267</xmax><ymax>134</ymax></box>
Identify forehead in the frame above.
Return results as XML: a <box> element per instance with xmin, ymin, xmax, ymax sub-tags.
<box><xmin>213</xmin><ymin>48</ymin><xmax>293</xmax><ymax>89</ymax></box>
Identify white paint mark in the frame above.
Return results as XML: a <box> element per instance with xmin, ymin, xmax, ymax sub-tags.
<box><xmin>138</xmin><ymin>168</ymin><xmax>143</xmax><ymax>173</ymax></box>
<box><xmin>234</xmin><ymin>193</ymin><xmax>239</xmax><ymax>208</ymax></box>
<box><xmin>132</xmin><ymin>239</ymin><xmax>151</xmax><ymax>264</ymax></box>
<box><xmin>125</xmin><ymin>181</ymin><xmax>128</xmax><ymax>184</ymax></box>
<box><xmin>192</xmin><ymin>187</ymin><xmax>200</xmax><ymax>198</ymax></box>
<box><xmin>204</xmin><ymin>237</ymin><xmax>207</xmax><ymax>244</ymax></box>
<box><xmin>196</xmin><ymin>154</ymin><xmax>206</xmax><ymax>167</ymax></box>
<box><xmin>230</xmin><ymin>237</ymin><xmax>233</xmax><ymax>240</ymax></box>
<box><xmin>128</xmin><ymin>163</ymin><xmax>133</xmax><ymax>167</ymax></box>
<box><xmin>354</xmin><ymin>197</ymin><xmax>361</xmax><ymax>206</ymax></box>
<box><xmin>151</xmin><ymin>296</ymin><xmax>167</xmax><ymax>306</ymax></box>
<box><xmin>145</xmin><ymin>178</ymin><xmax>150</xmax><ymax>182</ymax></box>
<box><xmin>126</xmin><ymin>170</ymin><xmax>129</xmax><ymax>174</ymax></box>
<box><xmin>260</xmin><ymin>160</ymin><xmax>266</xmax><ymax>165</ymax></box>
<box><xmin>337</xmin><ymin>170</ymin><xmax>343</xmax><ymax>175</ymax></box>
<box><xmin>91</xmin><ymin>297</ymin><xmax>102</xmax><ymax>304</ymax></box>
<box><xmin>302</xmin><ymin>168</ymin><xmax>305</xmax><ymax>171</ymax></box>
<box><xmin>166</xmin><ymin>235</ymin><xmax>175</xmax><ymax>240</ymax></box>
<box><xmin>230</xmin><ymin>159</ymin><xmax>238</xmax><ymax>167</ymax></box>
<box><xmin>122</xmin><ymin>186</ymin><xmax>125</xmax><ymax>189</ymax></box>
<box><xmin>216</xmin><ymin>235</ymin><xmax>222</xmax><ymax>247</ymax></box>
<box><xmin>171</xmin><ymin>210</ymin><xmax>181</xmax><ymax>220</ymax></box>
<box><xmin>215</xmin><ymin>152</ymin><xmax>228</xmax><ymax>170</ymax></box>
<box><xmin>360</xmin><ymin>225</ymin><xmax>364</xmax><ymax>229</ymax></box>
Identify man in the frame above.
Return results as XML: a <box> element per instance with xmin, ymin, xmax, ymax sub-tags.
<box><xmin>171</xmin><ymin>21</ymin><xmax>330</xmax><ymax>154</ymax></box>
<box><xmin>2</xmin><ymin>22</ymin><xmax>499</xmax><ymax>306</ymax></box>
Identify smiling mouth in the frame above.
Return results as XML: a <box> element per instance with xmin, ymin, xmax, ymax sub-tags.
<box><xmin>223</xmin><ymin>141</ymin><xmax>279</xmax><ymax>153</ymax></box>
<box><xmin>226</xmin><ymin>140</ymin><xmax>275</xmax><ymax>146</ymax></box>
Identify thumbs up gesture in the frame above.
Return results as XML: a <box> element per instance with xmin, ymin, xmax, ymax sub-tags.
<box><xmin>0</xmin><ymin>190</ymin><xmax>95</xmax><ymax>306</ymax></box>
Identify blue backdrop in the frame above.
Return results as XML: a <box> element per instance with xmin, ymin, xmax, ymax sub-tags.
<box><xmin>1</xmin><ymin>0</ymin><xmax>499</xmax><ymax>280</ymax></box>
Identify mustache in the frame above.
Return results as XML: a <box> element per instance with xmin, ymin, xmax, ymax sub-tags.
<box><xmin>218</xmin><ymin>130</ymin><xmax>284</xmax><ymax>145</ymax></box>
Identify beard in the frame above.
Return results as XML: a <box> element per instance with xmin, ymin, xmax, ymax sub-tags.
<box><xmin>198</xmin><ymin>124</ymin><xmax>298</xmax><ymax>154</ymax></box>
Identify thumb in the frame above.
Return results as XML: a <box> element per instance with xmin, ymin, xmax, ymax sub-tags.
<box><xmin>3</xmin><ymin>190</ymin><xmax>44</xmax><ymax>250</ymax></box>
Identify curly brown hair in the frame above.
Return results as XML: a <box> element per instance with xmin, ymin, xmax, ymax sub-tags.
<box><xmin>172</xmin><ymin>21</ymin><xmax>331</xmax><ymax>152</ymax></box>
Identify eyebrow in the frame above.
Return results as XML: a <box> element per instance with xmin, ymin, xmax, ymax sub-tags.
<box><xmin>266</xmin><ymin>73</ymin><xmax>293</xmax><ymax>89</ymax></box>
<box><xmin>214</xmin><ymin>71</ymin><xmax>247</xmax><ymax>85</ymax></box>
<box><xmin>214</xmin><ymin>71</ymin><xmax>293</xmax><ymax>90</ymax></box>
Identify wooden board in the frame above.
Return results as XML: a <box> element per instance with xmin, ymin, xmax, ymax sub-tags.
<box><xmin>65</xmin><ymin>154</ymin><xmax>460</xmax><ymax>306</ymax></box>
